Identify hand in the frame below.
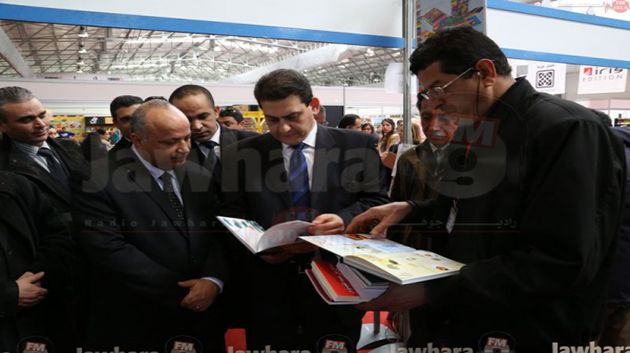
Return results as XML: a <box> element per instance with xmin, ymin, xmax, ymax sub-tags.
<box><xmin>356</xmin><ymin>283</ymin><xmax>426</xmax><ymax>312</ymax></box>
<box><xmin>307</xmin><ymin>213</ymin><xmax>345</xmax><ymax>235</ymax></box>
<box><xmin>346</xmin><ymin>202</ymin><xmax>413</xmax><ymax>235</ymax></box>
<box><xmin>178</xmin><ymin>279</ymin><xmax>220</xmax><ymax>312</ymax></box>
<box><xmin>16</xmin><ymin>272</ymin><xmax>47</xmax><ymax>308</ymax></box>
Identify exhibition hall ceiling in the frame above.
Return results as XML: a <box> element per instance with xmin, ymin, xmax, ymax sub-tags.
<box><xmin>0</xmin><ymin>21</ymin><xmax>404</xmax><ymax>86</ymax></box>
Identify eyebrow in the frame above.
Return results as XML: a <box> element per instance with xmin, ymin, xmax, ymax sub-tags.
<box><xmin>264</xmin><ymin>111</ymin><xmax>301</xmax><ymax>120</ymax></box>
<box><xmin>17</xmin><ymin>110</ymin><xmax>47</xmax><ymax>120</ymax></box>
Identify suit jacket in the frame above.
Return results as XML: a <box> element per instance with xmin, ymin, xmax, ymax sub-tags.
<box><xmin>73</xmin><ymin>149</ymin><xmax>228</xmax><ymax>351</ymax></box>
<box><xmin>0</xmin><ymin>172</ymin><xmax>74</xmax><ymax>352</ymax></box>
<box><xmin>222</xmin><ymin>126</ymin><xmax>389</xmax><ymax>349</ymax></box>
<box><xmin>0</xmin><ymin>136</ymin><xmax>89</xmax><ymax>222</ymax></box>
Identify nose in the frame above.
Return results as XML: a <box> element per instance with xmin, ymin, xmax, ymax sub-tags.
<box><xmin>178</xmin><ymin>139</ymin><xmax>191</xmax><ymax>154</ymax></box>
<box><xmin>33</xmin><ymin>117</ymin><xmax>47</xmax><ymax>128</ymax></box>
<box><xmin>190</xmin><ymin>118</ymin><xmax>202</xmax><ymax>131</ymax></box>
<box><xmin>277</xmin><ymin>121</ymin><xmax>291</xmax><ymax>134</ymax></box>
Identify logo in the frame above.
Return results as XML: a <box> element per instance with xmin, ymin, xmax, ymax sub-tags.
<box><xmin>478</xmin><ymin>332</ymin><xmax>515</xmax><ymax>353</ymax></box>
<box><xmin>18</xmin><ymin>337</ymin><xmax>53</xmax><ymax>353</ymax></box>
<box><xmin>535</xmin><ymin>70</ymin><xmax>555</xmax><ymax>88</ymax></box>
<box><xmin>165</xmin><ymin>336</ymin><xmax>202</xmax><ymax>353</ymax></box>
<box><xmin>612</xmin><ymin>0</ymin><xmax>629</xmax><ymax>13</ymax></box>
<box><xmin>583</xmin><ymin>67</ymin><xmax>593</xmax><ymax>75</ymax></box>
<box><xmin>316</xmin><ymin>335</ymin><xmax>355</xmax><ymax>353</ymax></box>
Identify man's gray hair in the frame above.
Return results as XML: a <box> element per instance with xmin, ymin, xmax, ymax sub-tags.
<box><xmin>0</xmin><ymin>86</ymin><xmax>35</xmax><ymax>122</ymax></box>
<box><xmin>130</xmin><ymin>99</ymin><xmax>174</xmax><ymax>138</ymax></box>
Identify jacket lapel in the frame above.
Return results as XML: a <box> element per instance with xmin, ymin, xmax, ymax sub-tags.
<box><xmin>125</xmin><ymin>157</ymin><xmax>187</xmax><ymax>236</ymax></box>
<box><xmin>310</xmin><ymin>127</ymin><xmax>337</xmax><ymax>213</ymax></box>
<box><xmin>263</xmin><ymin>137</ymin><xmax>291</xmax><ymax>209</ymax></box>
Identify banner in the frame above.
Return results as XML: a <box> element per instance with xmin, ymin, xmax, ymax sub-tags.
<box><xmin>526</xmin><ymin>62</ymin><xmax>566</xmax><ymax>95</ymax></box>
<box><xmin>578</xmin><ymin>66</ymin><xmax>628</xmax><ymax>94</ymax></box>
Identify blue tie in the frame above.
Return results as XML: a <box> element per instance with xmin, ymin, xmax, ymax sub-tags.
<box><xmin>288</xmin><ymin>143</ymin><xmax>310</xmax><ymax>218</ymax></box>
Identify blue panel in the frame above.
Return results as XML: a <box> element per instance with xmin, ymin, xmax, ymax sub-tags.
<box><xmin>488</xmin><ymin>0</ymin><xmax>630</xmax><ymax>30</ymax></box>
<box><xmin>503</xmin><ymin>48</ymin><xmax>630</xmax><ymax>69</ymax></box>
<box><xmin>0</xmin><ymin>3</ymin><xmax>405</xmax><ymax>48</ymax></box>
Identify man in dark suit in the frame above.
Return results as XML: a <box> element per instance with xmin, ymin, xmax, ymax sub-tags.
<box><xmin>169</xmin><ymin>85</ymin><xmax>257</xmax><ymax>175</ymax></box>
<box><xmin>0</xmin><ymin>86</ymin><xmax>88</xmax><ymax>223</ymax></box>
<box><xmin>0</xmin><ymin>172</ymin><xmax>74</xmax><ymax>353</ymax></box>
<box><xmin>108</xmin><ymin>94</ymin><xmax>143</xmax><ymax>155</ymax></box>
<box><xmin>222</xmin><ymin>69</ymin><xmax>389</xmax><ymax>351</ymax></box>
<box><xmin>73</xmin><ymin>99</ymin><xmax>228</xmax><ymax>352</ymax></box>
<box><xmin>0</xmin><ymin>87</ymin><xmax>85</xmax><ymax>351</ymax></box>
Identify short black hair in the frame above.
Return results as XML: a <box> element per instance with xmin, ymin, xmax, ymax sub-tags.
<box><xmin>219</xmin><ymin>106</ymin><xmax>244</xmax><ymax>123</ymax></box>
<box><xmin>0</xmin><ymin>86</ymin><xmax>35</xmax><ymax>122</ymax></box>
<box><xmin>254</xmin><ymin>69</ymin><xmax>313</xmax><ymax>106</ymax></box>
<box><xmin>110</xmin><ymin>95</ymin><xmax>143</xmax><ymax>120</ymax></box>
<box><xmin>169</xmin><ymin>85</ymin><xmax>216</xmax><ymax>107</ymax></box>
<box><xmin>338</xmin><ymin>114</ymin><xmax>360</xmax><ymax>129</ymax></box>
<box><xmin>144</xmin><ymin>96</ymin><xmax>167</xmax><ymax>102</ymax></box>
<box><xmin>409</xmin><ymin>27</ymin><xmax>511</xmax><ymax>76</ymax></box>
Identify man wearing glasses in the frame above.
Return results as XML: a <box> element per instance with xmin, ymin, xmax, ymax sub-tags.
<box><xmin>348</xmin><ymin>27</ymin><xmax>625</xmax><ymax>351</ymax></box>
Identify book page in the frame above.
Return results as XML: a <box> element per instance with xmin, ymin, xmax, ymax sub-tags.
<box><xmin>346</xmin><ymin>250</ymin><xmax>464</xmax><ymax>285</ymax></box>
<box><xmin>217</xmin><ymin>216</ymin><xmax>264</xmax><ymax>253</ymax></box>
<box><xmin>257</xmin><ymin>220</ymin><xmax>312</xmax><ymax>252</ymax></box>
<box><xmin>300</xmin><ymin>234</ymin><xmax>415</xmax><ymax>257</ymax></box>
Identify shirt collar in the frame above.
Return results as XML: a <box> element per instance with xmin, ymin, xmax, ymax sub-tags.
<box><xmin>209</xmin><ymin>124</ymin><xmax>221</xmax><ymax>145</ymax></box>
<box><xmin>13</xmin><ymin>139</ymin><xmax>51</xmax><ymax>155</ymax></box>
<box><xmin>282</xmin><ymin>122</ymin><xmax>318</xmax><ymax>149</ymax></box>
<box><xmin>131</xmin><ymin>145</ymin><xmax>175</xmax><ymax>180</ymax></box>
<box><xmin>429</xmin><ymin>142</ymin><xmax>449</xmax><ymax>153</ymax></box>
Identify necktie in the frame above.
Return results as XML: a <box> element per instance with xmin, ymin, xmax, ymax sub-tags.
<box><xmin>204</xmin><ymin>140</ymin><xmax>220</xmax><ymax>167</ymax></box>
<box><xmin>37</xmin><ymin>147</ymin><xmax>69</xmax><ymax>188</ymax></box>
<box><xmin>288</xmin><ymin>143</ymin><xmax>310</xmax><ymax>219</ymax></box>
<box><xmin>159</xmin><ymin>172</ymin><xmax>185</xmax><ymax>222</ymax></box>
<box><xmin>204</xmin><ymin>140</ymin><xmax>221</xmax><ymax>180</ymax></box>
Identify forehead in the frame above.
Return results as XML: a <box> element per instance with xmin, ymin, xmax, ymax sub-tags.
<box><xmin>417</xmin><ymin>61</ymin><xmax>445</xmax><ymax>87</ymax></box>
<box><xmin>260</xmin><ymin>95</ymin><xmax>306</xmax><ymax>115</ymax></box>
<box><xmin>2</xmin><ymin>98</ymin><xmax>44</xmax><ymax>119</ymax></box>
<box><xmin>177</xmin><ymin>93</ymin><xmax>213</xmax><ymax>109</ymax></box>
<box><xmin>146</xmin><ymin>107</ymin><xmax>189</xmax><ymax>134</ymax></box>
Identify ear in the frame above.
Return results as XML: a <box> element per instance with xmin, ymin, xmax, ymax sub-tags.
<box><xmin>213</xmin><ymin>105</ymin><xmax>221</xmax><ymax>115</ymax></box>
<box><xmin>310</xmin><ymin>97</ymin><xmax>321</xmax><ymax>115</ymax></box>
<box><xmin>130</xmin><ymin>132</ymin><xmax>142</xmax><ymax>146</ymax></box>
<box><xmin>475</xmin><ymin>58</ymin><xmax>497</xmax><ymax>87</ymax></box>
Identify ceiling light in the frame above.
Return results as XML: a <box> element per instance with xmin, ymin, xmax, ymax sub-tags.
<box><xmin>76</xmin><ymin>66</ymin><xmax>83</xmax><ymax>73</ymax></box>
<box><xmin>78</xmin><ymin>26</ymin><xmax>89</xmax><ymax>38</ymax></box>
<box><xmin>77</xmin><ymin>57</ymin><xmax>85</xmax><ymax>66</ymax></box>
<box><xmin>78</xmin><ymin>44</ymin><xmax>87</xmax><ymax>54</ymax></box>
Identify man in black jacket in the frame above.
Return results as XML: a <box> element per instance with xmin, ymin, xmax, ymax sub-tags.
<box><xmin>0</xmin><ymin>172</ymin><xmax>74</xmax><ymax>353</ymax></box>
<box><xmin>348</xmin><ymin>27</ymin><xmax>625</xmax><ymax>352</ymax></box>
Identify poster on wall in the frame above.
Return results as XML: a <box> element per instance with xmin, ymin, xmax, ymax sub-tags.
<box><xmin>50</xmin><ymin>116</ymin><xmax>84</xmax><ymax>142</ymax></box>
<box><xmin>417</xmin><ymin>0</ymin><xmax>486</xmax><ymax>43</ymax></box>
<box><xmin>526</xmin><ymin>62</ymin><xmax>567</xmax><ymax>95</ymax></box>
<box><xmin>577</xmin><ymin>66</ymin><xmax>628</xmax><ymax>94</ymax></box>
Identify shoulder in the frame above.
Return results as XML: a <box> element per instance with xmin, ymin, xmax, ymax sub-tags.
<box><xmin>320</xmin><ymin>126</ymin><xmax>374</xmax><ymax>147</ymax></box>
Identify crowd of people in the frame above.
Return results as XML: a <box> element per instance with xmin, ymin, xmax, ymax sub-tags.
<box><xmin>0</xmin><ymin>27</ymin><xmax>628</xmax><ymax>353</ymax></box>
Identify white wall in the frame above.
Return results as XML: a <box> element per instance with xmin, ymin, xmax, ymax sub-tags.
<box><xmin>0</xmin><ymin>78</ymin><xmax>404</xmax><ymax>116</ymax></box>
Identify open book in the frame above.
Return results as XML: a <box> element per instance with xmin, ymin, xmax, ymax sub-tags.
<box><xmin>301</xmin><ymin>234</ymin><xmax>464</xmax><ymax>285</ymax></box>
<box><xmin>217</xmin><ymin>216</ymin><xmax>312</xmax><ymax>254</ymax></box>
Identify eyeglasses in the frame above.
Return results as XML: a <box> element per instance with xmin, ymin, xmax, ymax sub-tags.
<box><xmin>418</xmin><ymin>67</ymin><xmax>476</xmax><ymax>101</ymax></box>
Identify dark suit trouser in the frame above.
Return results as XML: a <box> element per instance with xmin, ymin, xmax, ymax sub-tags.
<box><xmin>243</xmin><ymin>258</ymin><xmax>362</xmax><ymax>352</ymax></box>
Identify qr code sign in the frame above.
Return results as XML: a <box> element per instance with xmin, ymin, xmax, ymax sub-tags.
<box><xmin>536</xmin><ymin>70</ymin><xmax>555</xmax><ymax>88</ymax></box>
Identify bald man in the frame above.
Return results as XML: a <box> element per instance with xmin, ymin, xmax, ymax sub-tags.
<box><xmin>74</xmin><ymin>99</ymin><xmax>227</xmax><ymax>352</ymax></box>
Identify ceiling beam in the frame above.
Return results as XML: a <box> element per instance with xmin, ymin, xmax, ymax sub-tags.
<box><xmin>0</xmin><ymin>25</ymin><xmax>33</xmax><ymax>78</ymax></box>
